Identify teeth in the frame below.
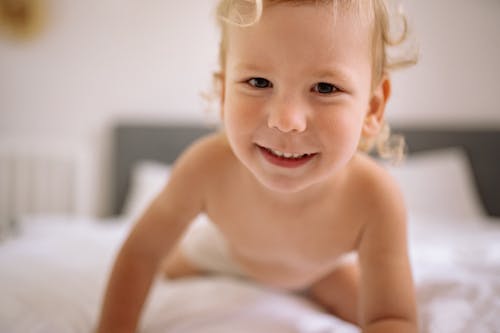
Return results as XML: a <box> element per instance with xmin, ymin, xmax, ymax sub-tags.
<box><xmin>269</xmin><ymin>148</ymin><xmax>308</xmax><ymax>159</ymax></box>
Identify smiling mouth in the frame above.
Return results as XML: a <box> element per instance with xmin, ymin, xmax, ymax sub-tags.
<box><xmin>256</xmin><ymin>144</ymin><xmax>318</xmax><ymax>168</ymax></box>
<box><xmin>263</xmin><ymin>146</ymin><xmax>313</xmax><ymax>159</ymax></box>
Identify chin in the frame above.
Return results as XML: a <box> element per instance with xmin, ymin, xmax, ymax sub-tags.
<box><xmin>253</xmin><ymin>171</ymin><xmax>321</xmax><ymax>194</ymax></box>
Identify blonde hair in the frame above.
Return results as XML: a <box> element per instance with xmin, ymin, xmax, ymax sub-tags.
<box><xmin>211</xmin><ymin>0</ymin><xmax>417</xmax><ymax>163</ymax></box>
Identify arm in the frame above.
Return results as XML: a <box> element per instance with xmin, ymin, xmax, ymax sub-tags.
<box><xmin>357</xmin><ymin>179</ymin><xmax>418</xmax><ymax>333</ymax></box>
<box><xmin>95</xmin><ymin>139</ymin><xmax>210</xmax><ymax>333</ymax></box>
<box><xmin>95</xmin><ymin>198</ymin><xmax>193</xmax><ymax>333</ymax></box>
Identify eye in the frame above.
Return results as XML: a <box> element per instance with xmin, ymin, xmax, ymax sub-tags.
<box><xmin>312</xmin><ymin>82</ymin><xmax>339</xmax><ymax>94</ymax></box>
<box><xmin>247</xmin><ymin>77</ymin><xmax>272</xmax><ymax>89</ymax></box>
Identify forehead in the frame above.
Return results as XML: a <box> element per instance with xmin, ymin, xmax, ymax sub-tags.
<box><xmin>225</xmin><ymin>3</ymin><xmax>373</xmax><ymax>73</ymax></box>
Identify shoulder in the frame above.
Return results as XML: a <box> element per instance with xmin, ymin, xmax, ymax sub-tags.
<box><xmin>166</xmin><ymin>130</ymin><xmax>239</xmax><ymax>192</ymax></box>
<box><xmin>345</xmin><ymin>153</ymin><xmax>409</xmax><ymax>255</ymax></box>
<box><xmin>165</xmin><ymin>129</ymin><xmax>241</xmax><ymax>189</ymax></box>
<box><xmin>341</xmin><ymin>153</ymin><xmax>407</xmax><ymax>247</ymax></box>
<box><xmin>346</xmin><ymin>153</ymin><xmax>406</xmax><ymax>219</ymax></box>
<box><xmin>171</xmin><ymin>130</ymin><xmax>235</xmax><ymax>176</ymax></box>
<box><xmin>155</xmin><ymin>131</ymin><xmax>235</xmax><ymax>209</ymax></box>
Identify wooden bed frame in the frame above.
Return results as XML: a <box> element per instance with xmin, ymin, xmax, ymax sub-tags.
<box><xmin>111</xmin><ymin>123</ymin><xmax>500</xmax><ymax>217</ymax></box>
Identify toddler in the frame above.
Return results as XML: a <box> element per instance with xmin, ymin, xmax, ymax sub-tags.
<box><xmin>97</xmin><ymin>0</ymin><xmax>418</xmax><ymax>332</ymax></box>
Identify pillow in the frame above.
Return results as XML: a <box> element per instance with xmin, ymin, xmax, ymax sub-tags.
<box><xmin>122</xmin><ymin>160</ymin><xmax>171</xmax><ymax>220</ymax></box>
<box><xmin>386</xmin><ymin>147</ymin><xmax>485</xmax><ymax>219</ymax></box>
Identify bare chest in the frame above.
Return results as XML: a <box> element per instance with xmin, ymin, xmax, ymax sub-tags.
<box><xmin>204</xmin><ymin>185</ymin><xmax>363</xmax><ymax>288</ymax></box>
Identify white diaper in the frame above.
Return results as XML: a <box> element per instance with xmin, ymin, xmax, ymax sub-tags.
<box><xmin>180</xmin><ymin>215</ymin><xmax>245</xmax><ymax>276</ymax></box>
<box><xmin>179</xmin><ymin>215</ymin><xmax>358</xmax><ymax>280</ymax></box>
<box><xmin>332</xmin><ymin>251</ymin><xmax>358</xmax><ymax>269</ymax></box>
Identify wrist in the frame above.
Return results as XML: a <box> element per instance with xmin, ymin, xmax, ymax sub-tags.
<box><xmin>363</xmin><ymin>318</ymin><xmax>418</xmax><ymax>333</ymax></box>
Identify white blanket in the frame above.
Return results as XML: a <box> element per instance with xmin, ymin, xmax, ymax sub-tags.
<box><xmin>0</xmin><ymin>215</ymin><xmax>499</xmax><ymax>333</ymax></box>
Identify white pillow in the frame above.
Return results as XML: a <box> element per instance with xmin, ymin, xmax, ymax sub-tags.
<box><xmin>386</xmin><ymin>147</ymin><xmax>485</xmax><ymax>219</ymax></box>
<box><xmin>122</xmin><ymin>160</ymin><xmax>171</xmax><ymax>220</ymax></box>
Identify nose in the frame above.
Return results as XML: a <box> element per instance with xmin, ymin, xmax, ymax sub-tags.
<box><xmin>267</xmin><ymin>94</ymin><xmax>308</xmax><ymax>133</ymax></box>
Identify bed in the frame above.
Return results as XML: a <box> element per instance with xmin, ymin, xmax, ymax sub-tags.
<box><xmin>1</xmin><ymin>123</ymin><xmax>499</xmax><ymax>333</ymax></box>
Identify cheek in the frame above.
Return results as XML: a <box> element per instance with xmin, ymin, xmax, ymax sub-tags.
<box><xmin>223</xmin><ymin>93</ymin><xmax>262</xmax><ymax>131</ymax></box>
<box><xmin>317</xmin><ymin>110</ymin><xmax>364</xmax><ymax>152</ymax></box>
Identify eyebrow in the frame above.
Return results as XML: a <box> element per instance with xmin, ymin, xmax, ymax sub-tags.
<box><xmin>312</xmin><ymin>67</ymin><xmax>355</xmax><ymax>83</ymax></box>
<box><xmin>231</xmin><ymin>62</ymin><xmax>269</xmax><ymax>73</ymax></box>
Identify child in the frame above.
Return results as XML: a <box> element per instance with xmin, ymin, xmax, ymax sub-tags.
<box><xmin>96</xmin><ymin>0</ymin><xmax>418</xmax><ymax>332</ymax></box>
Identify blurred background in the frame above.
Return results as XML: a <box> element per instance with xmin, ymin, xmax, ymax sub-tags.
<box><xmin>0</xmin><ymin>0</ymin><xmax>499</xmax><ymax>219</ymax></box>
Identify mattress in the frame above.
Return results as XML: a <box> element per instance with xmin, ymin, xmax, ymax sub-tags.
<box><xmin>0</xmin><ymin>213</ymin><xmax>499</xmax><ymax>333</ymax></box>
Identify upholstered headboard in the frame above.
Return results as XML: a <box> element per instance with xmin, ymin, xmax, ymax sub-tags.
<box><xmin>396</xmin><ymin>128</ymin><xmax>500</xmax><ymax>217</ymax></box>
<box><xmin>111</xmin><ymin>123</ymin><xmax>500</xmax><ymax>217</ymax></box>
<box><xmin>111</xmin><ymin>123</ymin><xmax>216</xmax><ymax>216</ymax></box>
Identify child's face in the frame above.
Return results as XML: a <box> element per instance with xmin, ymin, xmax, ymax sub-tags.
<box><xmin>221</xmin><ymin>3</ymin><xmax>382</xmax><ymax>193</ymax></box>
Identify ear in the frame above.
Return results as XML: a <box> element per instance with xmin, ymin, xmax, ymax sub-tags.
<box><xmin>362</xmin><ymin>75</ymin><xmax>391</xmax><ymax>138</ymax></box>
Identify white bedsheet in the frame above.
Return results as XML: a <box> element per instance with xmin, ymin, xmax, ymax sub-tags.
<box><xmin>1</xmin><ymin>215</ymin><xmax>499</xmax><ymax>333</ymax></box>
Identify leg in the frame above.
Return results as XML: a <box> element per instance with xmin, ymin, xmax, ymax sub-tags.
<box><xmin>161</xmin><ymin>245</ymin><xmax>205</xmax><ymax>279</ymax></box>
<box><xmin>307</xmin><ymin>261</ymin><xmax>360</xmax><ymax>325</ymax></box>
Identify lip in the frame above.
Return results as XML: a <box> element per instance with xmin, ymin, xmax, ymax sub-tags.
<box><xmin>257</xmin><ymin>144</ymin><xmax>317</xmax><ymax>168</ymax></box>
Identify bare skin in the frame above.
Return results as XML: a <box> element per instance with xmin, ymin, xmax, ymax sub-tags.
<box><xmin>97</xmin><ymin>134</ymin><xmax>416</xmax><ymax>332</ymax></box>
<box><xmin>96</xmin><ymin>3</ymin><xmax>418</xmax><ymax>333</ymax></box>
<box><xmin>162</xmin><ymin>134</ymin><xmax>367</xmax><ymax>320</ymax></box>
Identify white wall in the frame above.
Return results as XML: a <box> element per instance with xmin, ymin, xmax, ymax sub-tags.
<box><xmin>0</xmin><ymin>0</ymin><xmax>220</xmax><ymax>216</ymax></box>
<box><xmin>0</xmin><ymin>0</ymin><xmax>220</xmax><ymax>135</ymax></box>
<box><xmin>1</xmin><ymin>0</ymin><xmax>499</xmax><ymax>216</ymax></box>
<box><xmin>390</xmin><ymin>0</ymin><xmax>500</xmax><ymax>126</ymax></box>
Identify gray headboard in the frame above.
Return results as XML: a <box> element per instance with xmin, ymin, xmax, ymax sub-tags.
<box><xmin>111</xmin><ymin>123</ymin><xmax>500</xmax><ymax>217</ymax></box>
<box><xmin>397</xmin><ymin>128</ymin><xmax>500</xmax><ymax>217</ymax></box>
<box><xmin>111</xmin><ymin>123</ymin><xmax>216</xmax><ymax>216</ymax></box>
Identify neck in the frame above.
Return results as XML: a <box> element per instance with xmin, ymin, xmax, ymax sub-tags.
<box><xmin>238</xmin><ymin>162</ymin><xmax>349</xmax><ymax>207</ymax></box>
